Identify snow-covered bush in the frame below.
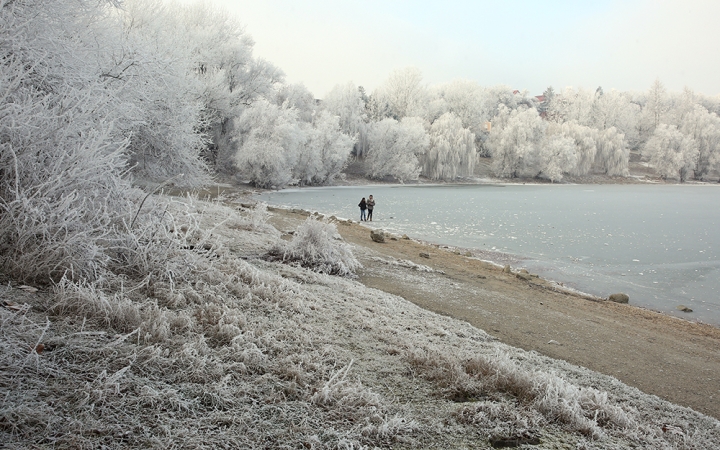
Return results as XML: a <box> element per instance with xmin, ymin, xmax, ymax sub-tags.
<box><xmin>111</xmin><ymin>194</ymin><xmax>221</xmax><ymax>291</ymax></box>
<box><xmin>406</xmin><ymin>346</ymin><xmax>633</xmax><ymax>440</ymax></box>
<box><xmin>245</xmin><ymin>202</ymin><xmax>273</xmax><ymax>232</ymax></box>
<box><xmin>271</xmin><ymin>217</ymin><xmax>360</xmax><ymax>276</ymax></box>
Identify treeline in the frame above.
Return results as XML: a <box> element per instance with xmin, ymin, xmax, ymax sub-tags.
<box><xmin>327</xmin><ymin>72</ymin><xmax>720</xmax><ymax>184</ymax></box>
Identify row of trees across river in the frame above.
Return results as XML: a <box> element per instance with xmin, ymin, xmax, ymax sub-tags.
<box><xmin>4</xmin><ymin>0</ymin><xmax>720</xmax><ymax>194</ymax></box>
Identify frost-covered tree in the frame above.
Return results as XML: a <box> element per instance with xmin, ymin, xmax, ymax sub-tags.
<box><xmin>590</xmin><ymin>90</ymin><xmax>641</xmax><ymax>150</ymax></box>
<box><xmin>428</xmin><ymin>80</ymin><xmax>492</xmax><ymax>153</ymax></box>
<box><xmin>295</xmin><ymin>112</ymin><xmax>353</xmax><ymax>185</ymax></box>
<box><xmin>109</xmin><ymin>0</ymin><xmax>226</xmax><ymax>185</ymax></box>
<box><xmin>647</xmin><ymin>78</ymin><xmax>668</xmax><ymax>130</ymax></box>
<box><xmin>120</xmin><ymin>0</ymin><xmax>283</xmax><ymax>175</ymax></box>
<box><xmin>484</xmin><ymin>85</ymin><xmax>520</xmax><ymax>119</ymax></box>
<box><xmin>276</xmin><ymin>83</ymin><xmax>316</xmax><ymax>123</ymax></box>
<box><xmin>642</xmin><ymin>124</ymin><xmax>698</xmax><ymax>182</ymax></box>
<box><xmin>423</xmin><ymin>113</ymin><xmax>476</xmax><ymax>180</ymax></box>
<box><xmin>366</xmin><ymin>117</ymin><xmax>429</xmax><ymax>182</ymax></box>
<box><xmin>535</xmin><ymin>134</ymin><xmax>577</xmax><ymax>182</ymax></box>
<box><xmin>233</xmin><ymin>101</ymin><xmax>305</xmax><ymax>188</ymax></box>
<box><xmin>595</xmin><ymin>127</ymin><xmax>629</xmax><ymax>176</ymax></box>
<box><xmin>636</xmin><ymin>78</ymin><xmax>669</xmax><ymax>145</ymax></box>
<box><xmin>488</xmin><ymin>107</ymin><xmax>547</xmax><ymax>179</ymax></box>
<box><xmin>555</xmin><ymin>122</ymin><xmax>597</xmax><ymax>176</ymax></box>
<box><xmin>546</xmin><ymin>87</ymin><xmax>594</xmax><ymax>125</ymax></box>
<box><xmin>678</xmin><ymin>105</ymin><xmax>720</xmax><ymax>180</ymax></box>
<box><xmin>372</xmin><ymin>67</ymin><xmax>427</xmax><ymax>120</ymax></box>
<box><xmin>322</xmin><ymin>82</ymin><xmax>368</xmax><ymax>157</ymax></box>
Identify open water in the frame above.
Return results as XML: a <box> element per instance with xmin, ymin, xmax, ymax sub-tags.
<box><xmin>257</xmin><ymin>184</ymin><xmax>720</xmax><ymax>326</ymax></box>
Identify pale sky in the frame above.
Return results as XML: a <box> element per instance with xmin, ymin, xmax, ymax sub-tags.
<box><xmin>181</xmin><ymin>0</ymin><xmax>720</xmax><ymax>98</ymax></box>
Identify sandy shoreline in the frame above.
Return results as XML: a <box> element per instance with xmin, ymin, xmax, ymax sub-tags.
<box><xmin>268</xmin><ymin>206</ymin><xmax>720</xmax><ymax>420</ymax></box>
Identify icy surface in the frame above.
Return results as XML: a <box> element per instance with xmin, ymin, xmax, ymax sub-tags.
<box><xmin>258</xmin><ymin>184</ymin><xmax>720</xmax><ymax>324</ymax></box>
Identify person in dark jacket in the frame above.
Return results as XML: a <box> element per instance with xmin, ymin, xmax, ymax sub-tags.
<box><xmin>358</xmin><ymin>197</ymin><xmax>367</xmax><ymax>221</ymax></box>
<box><xmin>366</xmin><ymin>195</ymin><xmax>375</xmax><ymax>221</ymax></box>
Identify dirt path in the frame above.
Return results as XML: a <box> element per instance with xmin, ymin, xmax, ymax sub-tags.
<box><xmin>271</xmin><ymin>208</ymin><xmax>720</xmax><ymax>420</ymax></box>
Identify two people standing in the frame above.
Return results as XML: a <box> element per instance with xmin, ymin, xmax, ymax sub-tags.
<box><xmin>358</xmin><ymin>195</ymin><xmax>375</xmax><ymax>221</ymax></box>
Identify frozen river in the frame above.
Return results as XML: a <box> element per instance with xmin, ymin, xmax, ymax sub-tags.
<box><xmin>257</xmin><ymin>183</ymin><xmax>720</xmax><ymax>326</ymax></box>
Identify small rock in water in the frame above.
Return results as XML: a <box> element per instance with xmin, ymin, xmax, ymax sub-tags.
<box><xmin>608</xmin><ymin>293</ymin><xmax>630</xmax><ymax>303</ymax></box>
<box><xmin>401</xmin><ymin>234</ymin><xmax>410</xmax><ymax>240</ymax></box>
<box><xmin>502</xmin><ymin>265</ymin><xmax>512</xmax><ymax>273</ymax></box>
<box><xmin>677</xmin><ymin>305</ymin><xmax>693</xmax><ymax>313</ymax></box>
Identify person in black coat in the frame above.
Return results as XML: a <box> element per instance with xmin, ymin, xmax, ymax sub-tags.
<box><xmin>358</xmin><ymin>197</ymin><xmax>367</xmax><ymax>221</ymax></box>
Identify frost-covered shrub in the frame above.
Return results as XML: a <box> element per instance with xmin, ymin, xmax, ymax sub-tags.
<box><xmin>245</xmin><ymin>201</ymin><xmax>274</xmax><ymax>232</ymax></box>
<box><xmin>0</xmin><ymin>50</ymin><xmax>136</xmax><ymax>283</ymax></box>
<box><xmin>271</xmin><ymin>217</ymin><xmax>360</xmax><ymax>276</ymax></box>
<box><xmin>111</xmin><ymin>195</ymin><xmax>220</xmax><ymax>290</ymax></box>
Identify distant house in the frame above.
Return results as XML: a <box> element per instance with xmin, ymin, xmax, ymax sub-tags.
<box><xmin>535</xmin><ymin>95</ymin><xmax>549</xmax><ymax>118</ymax></box>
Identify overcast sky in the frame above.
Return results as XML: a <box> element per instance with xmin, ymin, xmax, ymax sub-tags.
<box><xmin>180</xmin><ymin>0</ymin><xmax>720</xmax><ymax>99</ymax></box>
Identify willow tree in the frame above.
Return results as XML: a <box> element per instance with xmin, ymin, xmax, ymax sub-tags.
<box><xmin>423</xmin><ymin>112</ymin><xmax>476</xmax><ymax>180</ymax></box>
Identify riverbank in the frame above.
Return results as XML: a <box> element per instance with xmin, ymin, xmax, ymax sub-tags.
<box><xmin>268</xmin><ymin>206</ymin><xmax>720</xmax><ymax>420</ymax></box>
<box><xmin>3</xmin><ymin>192</ymin><xmax>719</xmax><ymax>448</ymax></box>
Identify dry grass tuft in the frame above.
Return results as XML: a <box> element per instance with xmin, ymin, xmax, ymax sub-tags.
<box><xmin>269</xmin><ymin>216</ymin><xmax>361</xmax><ymax>276</ymax></box>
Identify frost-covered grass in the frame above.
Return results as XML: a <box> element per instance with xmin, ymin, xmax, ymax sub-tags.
<box><xmin>1</xmin><ymin>196</ymin><xmax>719</xmax><ymax>449</ymax></box>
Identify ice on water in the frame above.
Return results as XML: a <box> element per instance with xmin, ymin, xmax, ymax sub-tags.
<box><xmin>259</xmin><ymin>184</ymin><xmax>720</xmax><ymax>325</ymax></box>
